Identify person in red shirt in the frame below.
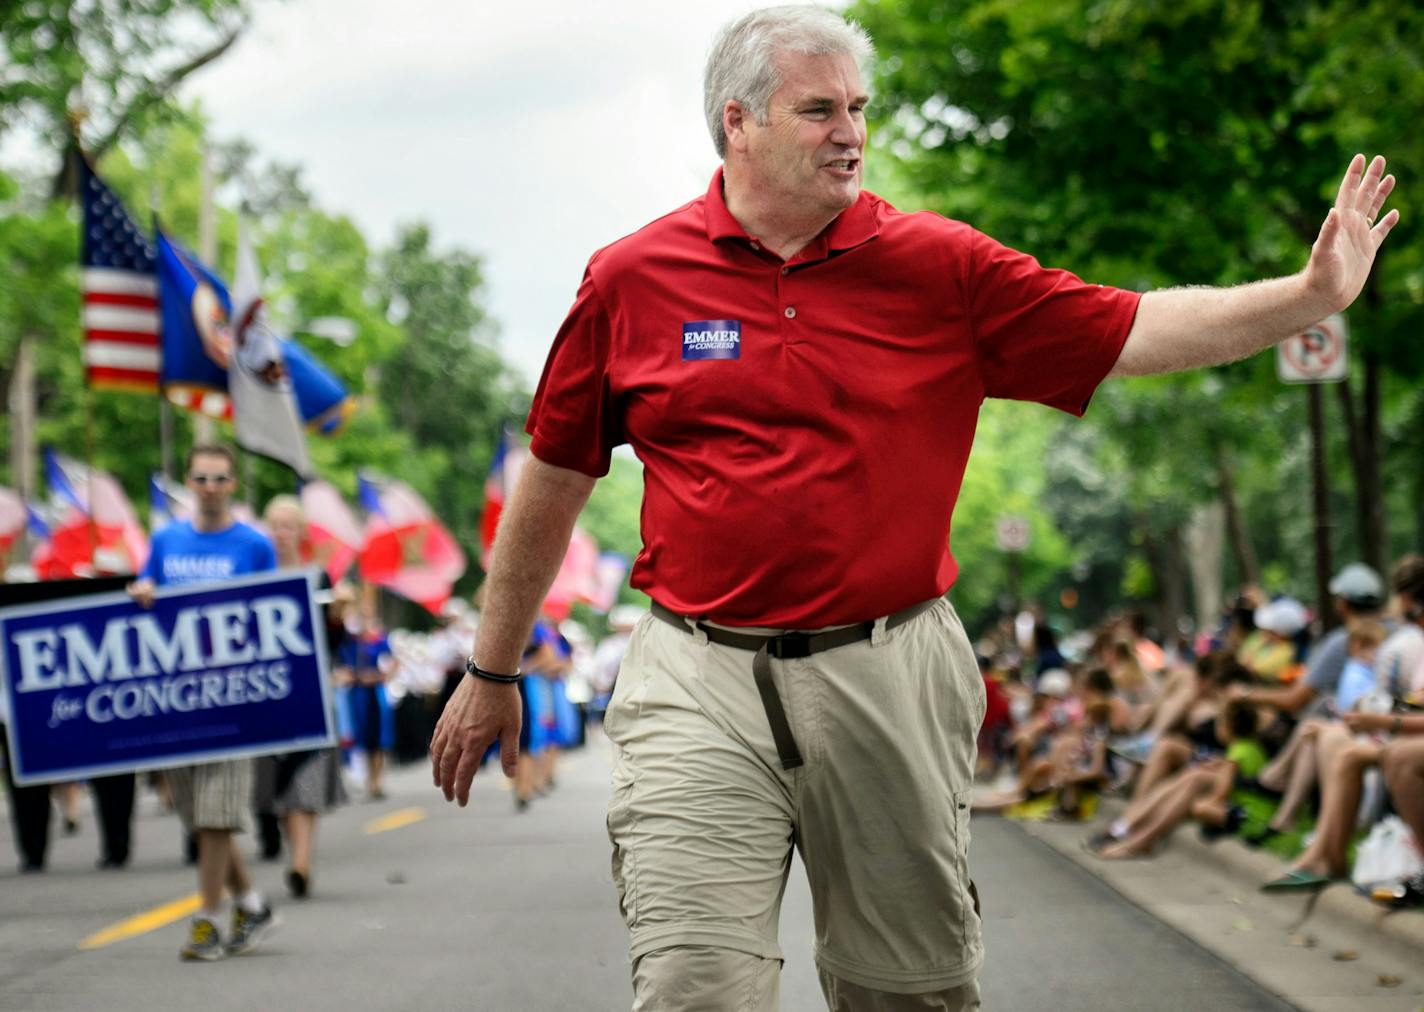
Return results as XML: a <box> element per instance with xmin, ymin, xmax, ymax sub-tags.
<box><xmin>431</xmin><ymin>7</ymin><xmax>1398</xmax><ymax>1009</ymax></box>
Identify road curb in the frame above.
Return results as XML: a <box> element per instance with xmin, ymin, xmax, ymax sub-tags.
<box><xmin>1034</xmin><ymin>799</ymin><xmax>1424</xmax><ymax>964</ymax></box>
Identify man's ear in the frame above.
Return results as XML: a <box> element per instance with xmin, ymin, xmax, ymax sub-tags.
<box><xmin>723</xmin><ymin>100</ymin><xmax>751</xmax><ymax>152</ymax></box>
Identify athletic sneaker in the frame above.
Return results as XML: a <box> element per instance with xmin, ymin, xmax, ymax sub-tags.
<box><xmin>226</xmin><ymin>904</ymin><xmax>279</xmax><ymax>956</ymax></box>
<box><xmin>180</xmin><ymin>917</ymin><xmax>225</xmax><ymax>962</ymax></box>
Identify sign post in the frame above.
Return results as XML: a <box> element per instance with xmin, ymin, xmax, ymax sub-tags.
<box><xmin>996</xmin><ymin>516</ymin><xmax>1031</xmax><ymax>608</ymax></box>
<box><xmin>1277</xmin><ymin>314</ymin><xmax>1348</xmax><ymax>384</ymax></box>
<box><xmin>1279</xmin><ymin>315</ymin><xmax>1349</xmax><ymax>630</ymax></box>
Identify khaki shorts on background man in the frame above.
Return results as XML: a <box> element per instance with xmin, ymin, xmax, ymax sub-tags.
<box><xmin>605</xmin><ymin>597</ymin><xmax>986</xmax><ymax>1010</ymax></box>
<box><xmin>166</xmin><ymin>759</ymin><xmax>254</xmax><ymax>833</ymax></box>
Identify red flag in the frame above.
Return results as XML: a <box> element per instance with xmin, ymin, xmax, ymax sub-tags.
<box><xmin>300</xmin><ymin>480</ymin><xmax>362</xmax><ymax>582</ymax></box>
<box><xmin>358</xmin><ymin>474</ymin><xmax>466</xmax><ymax>613</ymax></box>
<box><xmin>542</xmin><ymin>527</ymin><xmax>600</xmax><ymax>622</ymax></box>
<box><xmin>480</xmin><ymin>428</ymin><xmax>527</xmax><ymax>571</ymax></box>
<box><xmin>0</xmin><ymin>486</ymin><xmax>24</xmax><ymax>554</ymax></box>
<box><xmin>0</xmin><ymin>486</ymin><xmax>26</xmax><ymax>574</ymax></box>
<box><xmin>43</xmin><ymin>450</ymin><xmax>148</xmax><ymax>576</ymax></box>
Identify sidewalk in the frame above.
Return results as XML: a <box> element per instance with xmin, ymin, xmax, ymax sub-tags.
<box><xmin>1003</xmin><ymin>800</ymin><xmax>1424</xmax><ymax>1012</ymax></box>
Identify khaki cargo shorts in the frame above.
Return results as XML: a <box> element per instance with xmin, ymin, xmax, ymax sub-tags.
<box><xmin>604</xmin><ymin>597</ymin><xmax>986</xmax><ymax>995</ymax></box>
<box><xmin>166</xmin><ymin>758</ymin><xmax>253</xmax><ymax>833</ymax></box>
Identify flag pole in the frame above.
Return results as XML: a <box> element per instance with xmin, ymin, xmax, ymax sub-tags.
<box><xmin>83</xmin><ymin>388</ymin><xmax>100</xmax><ymax>570</ymax></box>
<box><xmin>72</xmin><ymin>135</ymin><xmax>101</xmax><ymax>571</ymax></box>
<box><xmin>150</xmin><ymin>180</ymin><xmax>176</xmax><ymax>482</ymax></box>
<box><xmin>193</xmin><ymin>141</ymin><xmax>217</xmax><ymax>445</ymax></box>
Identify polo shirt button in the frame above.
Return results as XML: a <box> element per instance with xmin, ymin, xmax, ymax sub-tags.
<box><xmin>781</xmin><ymin>267</ymin><xmax>789</xmax><ymax>275</ymax></box>
<box><xmin>784</xmin><ymin>306</ymin><xmax>796</xmax><ymax>319</ymax></box>
<box><xmin>750</xmin><ymin>241</ymin><xmax>760</xmax><ymax>250</ymax></box>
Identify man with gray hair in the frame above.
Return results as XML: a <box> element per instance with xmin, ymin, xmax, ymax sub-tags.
<box><xmin>432</xmin><ymin>5</ymin><xmax>1398</xmax><ymax>1008</ymax></box>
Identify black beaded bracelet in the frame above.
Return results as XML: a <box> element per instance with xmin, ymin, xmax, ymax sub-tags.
<box><xmin>465</xmin><ymin>656</ymin><xmax>522</xmax><ymax>684</ymax></box>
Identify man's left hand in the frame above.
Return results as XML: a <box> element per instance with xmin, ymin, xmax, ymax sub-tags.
<box><xmin>429</xmin><ymin>674</ymin><xmax>522</xmax><ymax>807</ymax></box>
<box><xmin>1304</xmin><ymin>154</ymin><xmax>1400</xmax><ymax>314</ymax></box>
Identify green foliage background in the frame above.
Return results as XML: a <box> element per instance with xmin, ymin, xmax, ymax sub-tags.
<box><xmin>851</xmin><ymin>0</ymin><xmax>1424</xmax><ymax>634</ymax></box>
<box><xmin>4</xmin><ymin>0</ymin><xmax>1422</xmax><ymax>637</ymax></box>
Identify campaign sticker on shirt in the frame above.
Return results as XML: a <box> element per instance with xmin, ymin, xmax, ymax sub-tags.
<box><xmin>682</xmin><ymin>320</ymin><xmax>741</xmax><ymax>361</ymax></box>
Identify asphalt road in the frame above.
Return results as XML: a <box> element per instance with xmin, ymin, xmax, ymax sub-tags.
<box><xmin>1</xmin><ymin>740</ymin><xmax>1293</xmax><ymax>1011</ymax></box>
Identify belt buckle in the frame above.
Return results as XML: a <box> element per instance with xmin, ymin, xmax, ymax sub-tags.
<box><xmin>767</xmin><ymin>632</ymin><xmax>811</xmax><ymax>660</ymax></box>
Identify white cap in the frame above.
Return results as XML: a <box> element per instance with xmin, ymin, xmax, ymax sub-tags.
<box><xmin>1036</xmin><ymin>669</ymin><xmax>1072</xmax><ymax>698</ymax></box>
<box><xmin>1254</xmin><ymin>597</ymin><xmax>1309</xmax><ymax>637</ymax></box>
<box><xmin>1329</xmin><ymin>563</ymin><xmax>1385</xmax><ymax>608</ymax></box>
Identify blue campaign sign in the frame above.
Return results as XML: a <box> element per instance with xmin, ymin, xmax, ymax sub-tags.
<box><xmin>0</xmin><ymin>569</ymin><xmax>334</xmax><ymax>786</ymax></box>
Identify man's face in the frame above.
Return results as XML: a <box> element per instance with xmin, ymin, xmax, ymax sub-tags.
<box><xmin>186</xmin><ymin>452</ymin><xmax>235</xmax><ymax>513</ymax></box>
<box><xmin>735</xmin><ymin>50</ymin><xmax>868</xmax><ymax>219</ymax></box>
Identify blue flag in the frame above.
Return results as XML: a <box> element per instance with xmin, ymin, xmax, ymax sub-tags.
<box><xmin>155</xmin><ymin>229</ymin><xmax>351</xmax><ymax>437</ymax></box>
<box><xmin>156</xmin><ymin>230</ymin><xmax>231</xmax><ymax>398</ymax></box>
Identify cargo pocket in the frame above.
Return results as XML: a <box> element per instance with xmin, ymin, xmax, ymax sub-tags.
<box><xmin>952</xmin><ymin>792</ymin><xmax>976</xmax><ymax>940</ymax></box>
<box><xmin>607</xmin><ymin>755</ymin><xmax>638</xmax><ymax>926</ymax></box>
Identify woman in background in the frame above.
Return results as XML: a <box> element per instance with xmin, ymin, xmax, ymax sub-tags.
<box><xmin>254</xmin><ymin>495</ymin><xmax>349</xmax><ymax>898</ymax></box>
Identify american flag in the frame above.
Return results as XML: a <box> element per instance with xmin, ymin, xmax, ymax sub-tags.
<box><xmin>80</xmin><ymin>158</ymin><xmax>161</xmax><ymax>393</ymax></box>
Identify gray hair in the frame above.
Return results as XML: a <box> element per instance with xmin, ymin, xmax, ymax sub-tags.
<box><xmin>703</xmin><ymin>5</ymin><xmax>875</xmax><ymax>159</ymax></box>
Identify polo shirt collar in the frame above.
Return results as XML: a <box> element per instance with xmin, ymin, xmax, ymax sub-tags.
<box><xmin>703</xmin><ymin>167</ymin><xmax>880</xmax><ymax>255</ymax></box>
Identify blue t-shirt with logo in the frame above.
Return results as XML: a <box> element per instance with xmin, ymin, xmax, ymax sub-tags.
<box><xmin>141</xmin><ymin>520</ymin><xmax>276</xmax><ymax>587</ymax></box>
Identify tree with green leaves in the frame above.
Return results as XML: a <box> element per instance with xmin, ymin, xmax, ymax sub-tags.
<box><xmin>852</xmin><ymin>0</ymin><xmax>1422</xmax><ymax>623</ymax></box>
<box><xmin>0</xmin><ymin>0</ymin><xmax>252</xmax><ymax>196</ymax></box>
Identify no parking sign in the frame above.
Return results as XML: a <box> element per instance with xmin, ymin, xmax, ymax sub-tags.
<box><xmin>1277</xmin><ymin>314</ymin><xmax>1348</xmax><ymax>384</ymax></box>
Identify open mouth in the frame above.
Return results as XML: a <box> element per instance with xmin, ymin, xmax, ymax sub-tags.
<box><xmin>823</xmin><ymin>159</ymin><xmax>859</xmax><ymax>173</ymax></box>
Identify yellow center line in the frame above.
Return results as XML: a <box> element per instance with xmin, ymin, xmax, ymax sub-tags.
<box><xmin>78</xmin><ymin>892</ymin><xmax>202</xmax><ymax>950</ymax></box>
<box><xmin>363</xmin><ymin>806</ymin><xmax>427</xmax><ymax>834</ymax></box>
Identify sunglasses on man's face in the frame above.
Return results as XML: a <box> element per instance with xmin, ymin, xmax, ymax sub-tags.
<box><xmin>188</xmin><ymin>473</ymin><xmax>234</xmax><ymax>486</ymax></box>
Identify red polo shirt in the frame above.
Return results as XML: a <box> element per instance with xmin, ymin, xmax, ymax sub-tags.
<box><xmin>527</xmin><ymin>170</ymin><xmax>1139</xmax><ymax>628</ymax></box>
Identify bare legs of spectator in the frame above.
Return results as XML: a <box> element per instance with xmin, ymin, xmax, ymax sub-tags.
<box><xmin>1285</xmin><ymin>736</ymin><xmax>1383</xmax><ymax>879</ymax></box>
<box><xmin>1258</xmin><ymin>719</ymin><xmax>1328</xmax><ymax>832</ymax></box>
<box><xmin>1124</xmin><ymin>736</ymin><xmax>1192</xmax><ymax>818</ymax></box>
<box><xmin>1382</xmin><ymin>738</ymin><xmax>1424</xmax><ymax>841</ymax></box>
<box><xmin>197</xmin><ymin>829</ymin><xmax>252</xmax><ymax>917</ymax></box>
<box><xmin>1145</xmin><ymin>669</ymin><xmax>1198</xmax><ymax>738</ymax></box>
<box><xmin>1100</xmin><ymin>763</ymin><xmax>1233</xmax><ymax>858</ymax></box>
<box><xmin>974</xmin><ymin>735</ymin><xmax>1076</xmax><ymax>810</ymax></box>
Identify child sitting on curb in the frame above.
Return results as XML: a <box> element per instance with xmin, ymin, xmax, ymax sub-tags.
<box><xmin>1091</xmin><ymin>699</ymin><xmax>1266</xmax><ymax>859</ymax></box>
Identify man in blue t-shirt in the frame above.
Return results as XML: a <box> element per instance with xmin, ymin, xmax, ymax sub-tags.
<box><xmin>128</xmin><ymin>444</ymin><xmax>279</xmax><ymax>961</ymax></box>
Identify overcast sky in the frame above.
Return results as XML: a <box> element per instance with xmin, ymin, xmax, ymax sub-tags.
<box><xmin>180</xmin><ymin>0</ymin><xmax>786</xmax><ymax>385</ymax></box>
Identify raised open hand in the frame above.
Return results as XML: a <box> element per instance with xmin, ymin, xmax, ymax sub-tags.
<box><xmin>1304</xmin><ymin>154</ymin><xmax>1400</xmax><ymax>314</ymax></box>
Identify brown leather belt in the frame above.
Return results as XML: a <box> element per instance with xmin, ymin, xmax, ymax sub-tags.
<box><xmin>650</xmin><ymin>599</ymin><xmax>939</xmax><ymax>771</ymax></box>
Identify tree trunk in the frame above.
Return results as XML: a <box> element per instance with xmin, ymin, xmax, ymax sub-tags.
<box><xmin>1361</xmin><ymin>350</ymin><xmax>1387</xmax><ymax>569</ymax></box>
<box><xmin>1335</xmin><ymin>367</ymin><xmax>1387</xmax><ymax>575</ymax></box>
<box><xmin>1140</xmin><ymin>523</ymin><xmax>1187</xmax><ymax>640</ymax></box>
<box><xmin>1416</xmin><ymin>392</ymin><xmax>1424</xmax><ymax>550</ymax></box>
<box><xmin>1308</xmin><ymin>385</ymin><xmax>1337</xmax><ymax>630</ymax></box>
<box><xmin>1184</xmin><ymin>501</ymin><xmax>1225</xmax><ymax>632</ymax></box>
<box><xmin>1215</xmin><ymin>453</ymin><xmax>1260</xmax><ymax>587</ymax></box>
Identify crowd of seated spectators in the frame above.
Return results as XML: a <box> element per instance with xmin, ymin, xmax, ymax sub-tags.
<box><xmin>973</xmin><ymin>556</ymin><xmax>1424</xmax><ymax>909</ymax></box>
